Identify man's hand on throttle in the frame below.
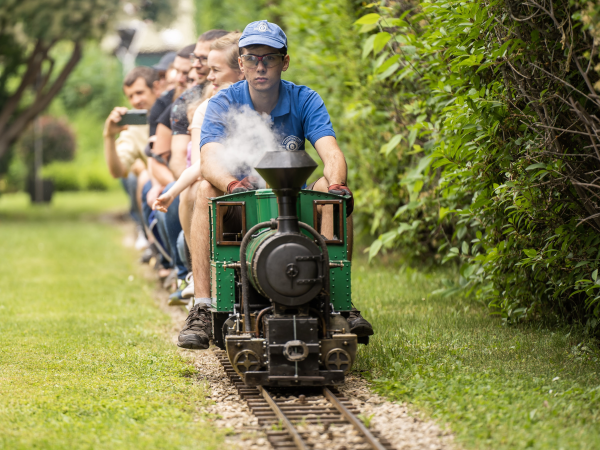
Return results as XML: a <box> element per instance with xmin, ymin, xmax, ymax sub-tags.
<box><xmin>103</xmin><ymin>107</ymin><xmax>128</xmax><ymax>138</ymax></box>
<box><xmin>328</xmin><ymin>183</ymin><xmax>354</xmax><ymax>216</ymax></box>
<box><xmin>227</xmin><ymin>176</ymin><xmax>259</xmax><ymax>194</ymax></box>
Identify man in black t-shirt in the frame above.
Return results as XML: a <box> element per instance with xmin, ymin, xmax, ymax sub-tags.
<box><xmin>148</xmin><ymin>44</ymin><xmax>196</xmax><ymax>137</ymax></box>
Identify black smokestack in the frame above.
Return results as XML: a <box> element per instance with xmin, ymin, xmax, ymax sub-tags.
<box><xmin>255</xmin><ymin>151</ymin><xmax>317</xmax><ymax>234</ymax></box>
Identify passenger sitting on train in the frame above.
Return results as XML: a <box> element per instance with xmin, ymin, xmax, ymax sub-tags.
<box><xmin>177</xmin><ymin>20</ymin><xmax>374</xmax><ymax>350</ymax></box>
<box><xmin>102</xmin><ymin>66</ymin><xmax>160</xmax><ymax>252</ymax></box>
<box><xmin>143</xmin><ymin>30</ymin><xmax>229</xmax><ymax>296</ymax></box>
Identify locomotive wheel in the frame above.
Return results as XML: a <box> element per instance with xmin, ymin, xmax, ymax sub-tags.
<box><xmin>233</xmin><ymin>350</ymin><xmax>261</xmax><ymax>373</ymax></box>
<box><xmin>325</xmin><ymin>348</ymin><xmax>352</xmax><ymax>374</ymax></box>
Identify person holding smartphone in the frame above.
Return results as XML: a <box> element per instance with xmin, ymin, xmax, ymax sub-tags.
<box><xmin>102</xmin><ymin>66</ymin><xmax>160</xmax><ymax>179</ymax></box>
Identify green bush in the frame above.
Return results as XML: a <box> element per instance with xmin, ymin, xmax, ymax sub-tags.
<box><xmin>84</xmin><ymin>166</ymin><xmax>111</xmax><ymax>191</ymax></box>
<box><xmin>43</xmin><ymin>162</ymin><xmax>112</xmax><ymax>192</ymax></box>
<box><xmin>19</xmin><ymin>116</ymin><xmax>76</xmax><ymax>166</ymax></box>
<box><xmin>359</xmin><ymin>0</ymin><xmax>600</xmax><ymax>328</ymax></box>
<box><xmin>43</xmin><ymin>163</ymin><xmax>82</xmax><ymax>191</ymax></box>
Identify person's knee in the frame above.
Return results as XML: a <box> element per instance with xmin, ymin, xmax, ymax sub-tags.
<box><xmin>197</xmin><ymin>179</ymin><xmax>221</xmax><ymax>201</ymax></box>
<box><xmin>312</xmin><ymin>177</ymin><xmax>328</xmax><ymax>193</ymax></box>
<box><xmin>199</xmin><ymin>179</ymin><xmax>213</xmax><ymax>195</ymax></box>
<box><xmin>181</xmin><ymin>181</ymin><xmax>199</xmax><ymax>210</ymax></box>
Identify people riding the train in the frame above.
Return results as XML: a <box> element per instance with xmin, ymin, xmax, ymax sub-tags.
<box><xmin>143</xmin><ymin>30</ymin><xmax>229</xmax><ymax>295</ymax></box>
<box><xmin>177</xmin><ymin>20</ymin><xmax>374</xmax><ymax>350</ymax></box>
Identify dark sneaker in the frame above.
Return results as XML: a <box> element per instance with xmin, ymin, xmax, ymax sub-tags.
<box><xmin>348</xmin><ymin>308</ymin><xmax>374</xmax><ymax>337</ymax></box>
<box><xmin>177</xmin><ymin>304</ymin><xmax>212</xmax><ymax>349</ymax></box>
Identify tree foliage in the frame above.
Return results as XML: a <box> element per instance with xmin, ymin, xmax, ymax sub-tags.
<box><xmin>114</xmin><ymin>0</ymin><xmax>600</xmax><ymax>328</ymax></box>
<box><xmin>0</xmin><ymin>0</ymin><xmax>175</xmax><ymax>164</ymax></box>
<box><xmin>355</xmin><ymin>0</ymin><xmax>600</xmax><ymax>329</ymax></box>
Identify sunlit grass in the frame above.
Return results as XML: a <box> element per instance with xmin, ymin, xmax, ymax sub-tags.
<box><xmin>0</xmin><ymin>190</ymin><xmax>129</xmax><ymax>221</ymax></box>
<box><xmin>0</xmin><ymin>192</ymin><xmax>222</xmax><ymax>449</ymax></box>
<box><xmin>352</xmin><ymin>260</ymin><xmax>600</xmax><ymax>450</ymax></box>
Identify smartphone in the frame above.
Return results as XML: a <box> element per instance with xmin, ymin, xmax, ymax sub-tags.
<box><xmin>118</xmin><ymin>109</ymin><xmax>148</xmax><ymax>125</ymax></box>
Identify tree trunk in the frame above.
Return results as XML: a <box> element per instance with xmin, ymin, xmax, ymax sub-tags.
<box><xmin>0</xmin><ymin>41</ymin><xmax>82</xmax><ymax>160</ymax></box>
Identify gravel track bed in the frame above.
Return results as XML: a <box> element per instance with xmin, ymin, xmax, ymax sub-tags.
<box><xmin>190</xmin><ymin>348</ymin><xmax>455</xmax><ymax>450</ymax></box>
<box><xmin>131</xmin><ymin>224</ymin><xmax>456</xmax><ymax>450</ymax></box>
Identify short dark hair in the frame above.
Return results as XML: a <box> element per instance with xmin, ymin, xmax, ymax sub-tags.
<box><xmin>123</xmin><ymin>66</ymin><xmax>158</xmax><ymax>89</ymax></box>
<box><xmin>177</xmin><ymin>44</ymin><xmax>196</xmax><ymax>58</ymax></box>
<box><xmin>198</xmin><ymin>29</ymin><xmax>229</xmax><ymax>42</ymax></box>
<box><xmin>239</xmin><ymin>44</ymin><xmax>287</xmax><ymax>57</ymax></box>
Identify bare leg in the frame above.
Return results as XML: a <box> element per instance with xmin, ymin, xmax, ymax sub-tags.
<box><xmin>312</xmin><ymin>177</ymin><xmax>333</xmax><ymax>239</ymax></box>
<box><xmin>312</xmin><ymin>176</ymin><xmax>353</xmax><ymax>257</ymax></box>
<box><xmin>191</xmin><ymin>180</ymin><xmax>222</xmax><ymax>298</ymax></box>
<box><xmin>179</xmin><ymin>180</ymin><xmax>200</xmax><ymax>245</ymax></box>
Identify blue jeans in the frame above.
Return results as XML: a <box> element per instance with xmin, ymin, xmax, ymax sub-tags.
<box><xmin>141</xmin><ymin>180</ymin><xmax>171</xmax><ymax>268</ymax></box>
<box><xmin>155</xmin><ymin>182</ymin><xmax>187</xmax><ymax>279</ymax></box>
<box><xmin>177</xmin><ymin>230</ymin><xmax>190</xmax><ymax>272</ymax></box>
<box><xmin>121</xmin><ymin>173</ymin><xmax>141</xmax><ymax>227</ymax></box>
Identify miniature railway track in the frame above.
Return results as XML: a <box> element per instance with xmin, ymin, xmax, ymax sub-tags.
<box><xmin>213</xmin><ymin>350</ymin><xmax>393</xmax><ymax>450</ymax></box>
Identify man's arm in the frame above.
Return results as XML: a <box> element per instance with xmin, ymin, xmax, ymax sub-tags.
<box><xmin>200</xmin><ymin>142</ymin><xmax>237</xmax><ymax>192</ymax></box>
<box><xmin>149</xmin><ymin>123</ymin><xmax>176</xmax><ymax>185</ymax></box>
<box><xmin>190</xmin><ymin>128</ymin><xmax>201</xmax><ymax>165</ymax></box>
<box><xmin>313</xmin><ymin>136</ymin><xmax>347</xmax><ymax>186</ymax></box>
<box><xmin>102</xmin><ymin>107</ymin><xmax>128</xmax><ymax>178</ymax></box>
<box><xmin>170</xmin><ymin>134</ymin><xmax>190</xmax><ymax>179</ymax></box>
<box><xmin>148</xmin><ymin>157</ymin><xmax>175</xmax><ymax>186</ymax></box>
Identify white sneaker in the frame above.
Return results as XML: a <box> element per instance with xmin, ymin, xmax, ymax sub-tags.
<box><xmin>134</xmin><ymin>229</ymin><xmax>149</xmax><ymax>251</ymax></box>
<box><xmin>182</xmin><ymin>273</ymin><xmax>194</xmax><ymax>299</ymax></box>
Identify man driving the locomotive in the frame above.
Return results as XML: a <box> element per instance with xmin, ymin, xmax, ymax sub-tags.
<box><xmin>178</xmin><ymin>20</ymin><xmax>374</xmax><ymax>350</ymax></box>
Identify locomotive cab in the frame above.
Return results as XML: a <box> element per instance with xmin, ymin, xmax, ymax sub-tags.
<box><xmin>208</xmin><ymin>150</ymin><xmax>357</xmax><ymax>387</ymax></box>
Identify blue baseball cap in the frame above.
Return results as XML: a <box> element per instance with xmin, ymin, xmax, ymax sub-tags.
<box><xmin>239</xmin><ymin>20</ymin><xmax>287</xmax><ymax>50</ymax></box>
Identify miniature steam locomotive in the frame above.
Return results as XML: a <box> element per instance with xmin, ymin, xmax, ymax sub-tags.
<box><xmin>209</xmin><ymin>150</ymin><xmax>358</xmax><ymax>387</ymax></box>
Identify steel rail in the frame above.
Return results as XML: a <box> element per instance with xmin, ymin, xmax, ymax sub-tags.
<box><xmin>257</xmin><ymin>386</ymin><xmax>309</xmax><ymax>450</ymax></box>
<box><xmin>323</xmin><ymin>387</ymin><xmax>387</xmax><ymax>450</ymax></box>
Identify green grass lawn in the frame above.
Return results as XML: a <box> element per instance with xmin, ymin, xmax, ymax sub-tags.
<box><xmin>0</xmin><ymin>191</ymin><xmax>222</xmax><ymax>450</ymax></box>
<box><xmin>2</xmin><ymin>191</ymin><xmax>600</xmax><ymax>450</ymax></box>
<box><xmin>353</xmin><ymin>261</ymin><xmax>600</xmax><ymax>450</ymax></box>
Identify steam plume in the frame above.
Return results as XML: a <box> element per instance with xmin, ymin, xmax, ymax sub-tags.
<box><xmin>216</xmin><ymin>105</ymin><xmax>283</xmax><ymax>186</ymax></box>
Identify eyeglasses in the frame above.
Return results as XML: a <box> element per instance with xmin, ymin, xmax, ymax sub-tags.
<box><xmin>189</xmin><ymin>53</ymin><xmax>208</xmax><ymax>65</ymax></box>
<box><xmin>240</xmin><ymin>54</ymin><xmax>285</xmax><ymax>69</ymax></box>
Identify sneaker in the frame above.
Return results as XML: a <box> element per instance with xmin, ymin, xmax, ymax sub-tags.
<box><xmin>168</xmin><ymin>276</ymin><xmax>191</xmax><ymax>306</ymax></box>
<box><xmin>140</xmin><ymin>245</ymin><xmax>155</xmax><ymax>264</ymax></box>
<box><xmin>177</xmin><ymin>304</ymin><xmax>212</xmax><ymax>349</ymax></box>
<box><xmin>135</xmin><ymin>228</ymin><xmax>149</xmax><ymax>251</ymax></box>
<box><xmin>181</xmin><ymin>273</ymin><xmax>194</xmax><ymax>299</ymax></box>
<box><xmin>348</xmin><ymin>308</ymin><xmax>374</xmax><ymax>337</ymax></box>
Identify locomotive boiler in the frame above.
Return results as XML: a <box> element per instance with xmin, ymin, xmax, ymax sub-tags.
<box><xmin>209</xmin><ymin>150</ymin><xmax>358</xmax><ymax>387</ymax></box>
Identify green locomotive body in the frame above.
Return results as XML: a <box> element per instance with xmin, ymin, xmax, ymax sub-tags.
<box><xmin>208</xmin><ymin>150</ymin><xmax>358</xmax><ymax>387</ymax></box>
<box><xmin>209</xmin><ymin>189</ymin><xmax>352</xmax><ymax>314</ymax></box>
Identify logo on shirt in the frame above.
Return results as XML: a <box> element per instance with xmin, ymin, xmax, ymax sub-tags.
<box><xmin>282</xmin><ymin>135</ymin><xmax>303</xmax><ymax>151</ymax></box>
<box><xmin>258</xmin><ymin>23</ymin><xmax>268</xmax><ymax>32</ymax></box>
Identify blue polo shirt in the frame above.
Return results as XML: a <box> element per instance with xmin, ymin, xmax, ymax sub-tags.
<box><xmin>200</xmin><ymin>80</ymin><xmax>336</xmax><ymax>151</ymax></box>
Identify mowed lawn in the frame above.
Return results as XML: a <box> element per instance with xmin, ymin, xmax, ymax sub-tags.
<box><xmin>0</xmin><ymin>192</ymin><xmax>222</xmax><ymax>450</ymax></box>
<box><xmin>353</xmin><ymin>262</ymin><xmax>600</xmax><ymax>450</ymax></box>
